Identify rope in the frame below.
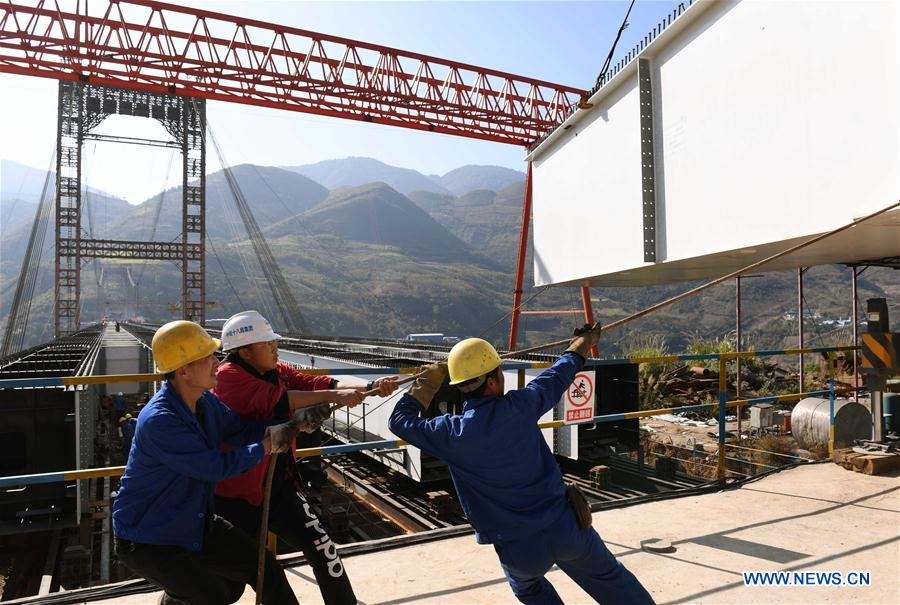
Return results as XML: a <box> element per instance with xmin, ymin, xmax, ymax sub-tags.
<box><xmin>256</xmin><ymin>452</ymin><xmax>278</xmax><ymax>605</ymax></box>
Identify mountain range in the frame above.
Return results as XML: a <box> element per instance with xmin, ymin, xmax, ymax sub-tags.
<box><xmin>1</xmin><ymin>157</ymin><xmax>896</xmax><ymax>354</ymax></box>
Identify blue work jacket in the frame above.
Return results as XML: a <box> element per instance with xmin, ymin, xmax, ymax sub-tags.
<box><xmin>389</xmin><ymin>352</ymin><xmax>584</xmax><ymax>544</ymax></box>
<box><xmin>122</xmin><ymin>417</ymin><xmax>137</xmax><ymax>443</ymax></box>
<box><xmin>112</xmin><ymin>381</ymin><xmax>269</xmax><ymax>551</ymax></box>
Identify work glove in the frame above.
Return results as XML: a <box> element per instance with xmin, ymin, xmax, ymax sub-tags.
<box><xmin>564</xmin><ymin>322</ymin><xmax>602</xmax><ymax>359</ymax></box>
<box><xmin>265</xmin><ymin>421</ymin><xmax>299</xmax><ymax>454</ymax></box>
<box><xmin>408</xmin><ymin>363</ymin><xmax>449</xmax><ymax>410</ymax></box>
<box><xmin>291</xmin><ymin>404</ymin><xmax>332</xmax><ymax>433</ymax></box>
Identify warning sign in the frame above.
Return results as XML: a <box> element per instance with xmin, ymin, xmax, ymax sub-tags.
<box><xmin>564</xmin><ymin>372</ymin><xmax>595</xmax><ymax>422</ymax></box>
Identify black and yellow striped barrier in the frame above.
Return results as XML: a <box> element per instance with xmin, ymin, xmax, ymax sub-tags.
<box><xmin>861</xmin><ymin>332</ymin><xmax>898</xmax><ymax>371</ymax></box>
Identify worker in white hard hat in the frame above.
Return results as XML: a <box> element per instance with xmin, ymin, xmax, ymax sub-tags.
<box><xmin>113</xmin><ymin>320</ymin><xmax>312</xmax><ymax>605</ymax></box>
<box><xmin>389</xmin><ymin>325</ymin><xmax>655</xmax><ymax>605</ymax></box>
<box><xmin>212</xmin><ymin>310</ymin><xmax>398</xmax><ymax>605</ymax></box>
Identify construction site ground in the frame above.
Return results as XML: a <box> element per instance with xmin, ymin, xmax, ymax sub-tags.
<box><xmin>97</xmin><ymin>462</ymin><xmax>899</xmax><ymax>605</ymax></box>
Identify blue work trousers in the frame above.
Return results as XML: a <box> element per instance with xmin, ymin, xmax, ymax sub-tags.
<box><xmin>493</xmin><ymin>510</ymin><xmax>655</xmax><ymax>605</ymax></box>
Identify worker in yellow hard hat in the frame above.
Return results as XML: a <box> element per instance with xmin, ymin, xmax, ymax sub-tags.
<box><xmin>389</xmin><ymin>325</ymin><xmax>654</xmax><ymax>605</ymax></box>
<box><xmin>112</xmin><ymin>320</ymin><xmax>302</xmax><ymax>605</ymax></box>
<box><xmin>118</xmin><ymin>413</ymin><xmax>137</xmax><ymax>461</ymax></box>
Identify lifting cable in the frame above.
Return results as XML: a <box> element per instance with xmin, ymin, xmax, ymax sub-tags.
<box><xmin>595</xmin><ymin>0</ymin><xmax>636</xmax><ymax>87</ymax></box>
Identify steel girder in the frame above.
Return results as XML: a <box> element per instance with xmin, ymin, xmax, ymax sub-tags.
<box><xmin>0</xmin><ymin>0</ymin><xmax>584</xmax><ymax>146</ymax></box>
<box><xmin>59</xmin><ymin>239</ymin><xmax>202</xmax><ymax>261</ymax></box>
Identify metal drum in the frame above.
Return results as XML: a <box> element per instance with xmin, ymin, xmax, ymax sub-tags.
<box><xmin>791</xmin><ymin>397</ymin><xmax>871</xmax><ymax>450</ymax></box>
<box><xmin>883</xmin><ymin>393</ymin><xmax>898</xmax><ymax>434</ymax></box>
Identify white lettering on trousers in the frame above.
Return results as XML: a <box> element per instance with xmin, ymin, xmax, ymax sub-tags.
<box><xmin>314</xmin><ymin>535</ymin><xmax>344</xmax><ymax>578</ymax></box>
<box><xmin>302</xmin><ymin>502</ymin><xmax>326</xmax><ymax>534</ymax></box>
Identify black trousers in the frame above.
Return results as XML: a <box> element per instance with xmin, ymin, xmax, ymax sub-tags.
<box><xmin>215</xmin><ymin>487</ymin><xmax>356</xmax><ymax>605</ymax></box>
<box><xmin>115</xmin><ymin>515</ymin><xmax>298</xmax><ymax>605</ymax></box>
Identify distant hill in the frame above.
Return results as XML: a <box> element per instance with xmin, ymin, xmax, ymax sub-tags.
<box><xmin>285</xmin><ymin>158</ymin><xmax>525</xmax><ymax>198</ymax></box>
<box><xmin>105</xmin><ymin>164</ymin><xmax>329</xmax><ymax>242</ymax></box>
<box><xmin>439</xmin><ymin>165</ymin><xmax>525</xmax><ymax>196</ymax></box>
<box><xmin>416</xmin><ymin>181</ymin><xmax>526</xmax><ymax>269</ymax></box>
<box><xmin>267</xmin><ymin>182</ymin><xmax>480</xmax><ymax>264</ymax></box>
<box><xmin>1</xmin><ymin>198</ymin><xmax>37</xmax><ymax>235</ymax></box>
<box><xmin>1</xmin><ymin>159</ymin><xmax>125</xmax><ymax>205</ymax></box>
<box><xmin>284</xmin><ymin>157</ymin><xmax>451</xmax><ymax>196</ymax></box>
<box><xmin>1</xmin><ymin>160</ymin><xmax>52</xmax><ymax>204</ymax></box>
<box><xmin>1</xmin><ymin>189</ymin><xmax>133</xmax><ymax>283</ymax></box>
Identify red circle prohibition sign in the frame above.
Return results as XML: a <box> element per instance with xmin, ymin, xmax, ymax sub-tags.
<box><xmin>566</xmin><ymin>373</ymin><xmax>594</xmax><ymax>407</ymax></box>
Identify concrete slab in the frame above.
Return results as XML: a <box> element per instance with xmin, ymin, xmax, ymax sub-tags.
<box><xmin>101</xmin><ymin>325</ymin><xmax>144</xmax><ymax>395</ymax></box>
<box><xmin>96</xmin><ymin>463</ymin><xmax>899</xmax><ymax>604</ymax></box>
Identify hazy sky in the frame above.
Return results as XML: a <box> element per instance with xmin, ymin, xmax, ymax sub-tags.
<box><xmin>0</xmin><ymin>0</ymin><xmax>681</xmax><ymax>203</ymax></box>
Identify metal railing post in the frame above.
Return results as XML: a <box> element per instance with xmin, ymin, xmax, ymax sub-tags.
<box><xmin>518</xmin><ymin>369</ymin><xmax>525</xmax><ymax>388</ymax></box>
<box><xmin>718</xmin><ymin>356</ymin><xmax>727</xmax><ymax>479</ymax></box>
<box><xmin>829</xmin><ymin>376</ymin><xmax>836</xmax><ymax>456</ymax></box>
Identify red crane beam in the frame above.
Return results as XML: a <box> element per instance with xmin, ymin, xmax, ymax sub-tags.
<box><xmin>0</xmin><ymin>0</ymin><xmax>586</xmax><ymax>145</ymax></box>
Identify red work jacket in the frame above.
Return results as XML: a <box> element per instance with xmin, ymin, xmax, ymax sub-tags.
<box><xmin>213</xmin><ymin>361</ymin><xmax>333</xmax><ymax>506</ymax></box>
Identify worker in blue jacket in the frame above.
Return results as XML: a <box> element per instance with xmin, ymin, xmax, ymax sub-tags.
<box><xmin>389</xmin><ymin>325</ymin><xmax>654</xmax><ymax>605</ymax></box>
<box><xmin>118</xmin><ymin>413</ymin><xmax>137</xmax><ymax>461</ymax></box>
<box><xmin>113</xmin><ymin>320</ymin><xmax>305</xmax><ymax>605</ymax></box>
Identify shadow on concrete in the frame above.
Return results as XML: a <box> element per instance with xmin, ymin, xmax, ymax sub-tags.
<box><xmin>660</xmin><ymin>534</ymin><xmax>900</xmax><ymax>605</ymax></box>
<box><xmin>368</xmin><ymin>575</ymin><xmax>510</xmax><ymax>605</ymax></box>
<box><xmin>741</xmin><ymin>486</ymin><xmax>899</xmax><ymax>513</ymax></box>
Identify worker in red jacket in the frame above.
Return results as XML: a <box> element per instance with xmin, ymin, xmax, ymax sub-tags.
<box><xmin>212</xmin><ymin>310</ymin><xmax>398</xmax><ymax>605</ymax></box>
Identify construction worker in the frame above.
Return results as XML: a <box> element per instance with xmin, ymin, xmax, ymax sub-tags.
<box><xmin>388</xmin><ymin>325</ymin><xmax>655</xmax><ymax>605</ymax></box>
<box><xmin>118</xmin><ymin>413</ymin><xmax>137</xmax><ymax>461</ymax></box>
<box><xmin>212</xmin><ymin>310</ymin><xmax>399</xmax><ymax>605</ymax></box>
<box><xmin>114</xmin><ymin>391</ymin><xmax>127</xmax><ymax>421</ymax></box>
<box><xmin>113</xmin><ymin>320</ymin><xmax>312</xmax><ymax>605</ymax></box>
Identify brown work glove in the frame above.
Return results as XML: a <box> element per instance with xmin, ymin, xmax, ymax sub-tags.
<box><xmin>291</xmin><ymin>404</ymin><xmax>333</xmax><ymax>433</ymax></box>
<box><xmin>265</xmin><ymin>421</ymin><xmax>299</xmax><ymax>454</ymax></box>
<box><xmin>408</xmin><ymin>363</ymin><xmax>449</xmax><ymax>410</ymax></box>
<box><xmin>564</xmin><ymin>322</ymin><xmax>602</xmax><ymax>359</ymax></box>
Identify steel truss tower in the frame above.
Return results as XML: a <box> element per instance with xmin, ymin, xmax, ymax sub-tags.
<box><xmin>55</xmin><ymin>81</ymin><xmax>205</xmax><ymax>336</ymax></box>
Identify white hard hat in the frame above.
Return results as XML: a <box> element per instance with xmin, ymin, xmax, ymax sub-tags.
<box><xmin>117</xmin><ymin>392</ymin><xmax>123</xmax><ymax>396</ymax></box>
<box><xmin>221</xmin><ymin>310</ymin><xmax>281</xmax><ymax>351</ymax></box>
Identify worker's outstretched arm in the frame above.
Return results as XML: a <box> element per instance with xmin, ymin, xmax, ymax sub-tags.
<box><xmin>388</xmin><ymin>365</ymin><xmax>455</xmax><ymax>457</ymax></box>
<box><xmin>287</xmin><ymin>388</ymin><xmax>363</xmax><ymax>410</ymax></box>
<box><xmin>388</xmin><ymin>393</ymin><xmax>456</xmax><ymax>460</ymax></box>
<box><xmin>517</xmin><ymin>322</ymin><xmax>601</xmax><ymax>418</ymax></box>
<box><xmin>518</xmin><ymin>352</ymin><xmax>584</xmax><ymax>418</ymax></box>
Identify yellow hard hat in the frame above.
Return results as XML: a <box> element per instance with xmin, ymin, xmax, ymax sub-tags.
<box><xmin>448</xmin><ymin>338</ymin><xmax>501</xmax><ymax>385</ymax></box>
<box><xmin>151</xmin><ymin>320</ymin><xmax>221</xmax><ymax>374</ymax></box>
